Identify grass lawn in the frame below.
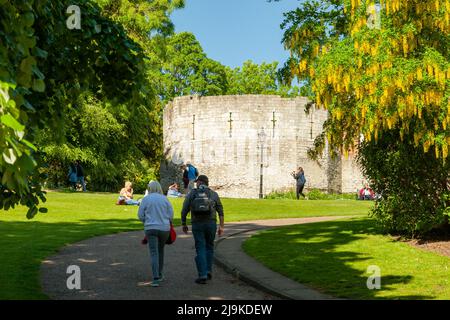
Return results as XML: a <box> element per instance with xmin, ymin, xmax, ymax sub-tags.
<box><xmin>243</xmin><ymin>218</ymin><xmax>450</xmax><ymax>299</ymax></box>
<box><xmin>0</xmin><ymin>191</ymin><xmax>372</xmax><ymax>299</ymax></box>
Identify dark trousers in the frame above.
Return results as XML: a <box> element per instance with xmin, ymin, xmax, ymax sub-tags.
<box><xmin>296</xmin><ymin>184</ymin><xmax>305</xmax><ymax>200</ymax></box>
<box><xmin>192</xmin><ymin>221</ymin><xmax>217</xmax><ymax>279</ymax></box>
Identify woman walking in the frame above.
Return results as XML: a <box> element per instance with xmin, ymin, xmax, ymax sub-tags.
<box><xmin>138</xmin><ymin>181</ymin><xmax>174</xmax><ymax>287</ymax></box>
<box><xmin>291</xmin><ymin>167</ymin><xmax>307</xmax><ymax>200</ymax></box>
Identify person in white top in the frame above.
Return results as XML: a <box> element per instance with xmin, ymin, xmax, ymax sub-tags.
<box><xmin>138</xmin><ymin>181</ymin><xmax>174</xmax><ymax>287</ymax></box>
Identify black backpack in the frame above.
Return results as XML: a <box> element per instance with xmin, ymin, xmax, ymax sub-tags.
<box><xmin>191</xmin><ymin>188</ymin><xmax>213</xmax><ymax>215</ymax></box>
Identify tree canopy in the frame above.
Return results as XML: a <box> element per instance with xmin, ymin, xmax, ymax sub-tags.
<box><xmin>1</xmin><ymin>0</ymin><xmax>304</xmax><ymax>217</ymax></box>
<box><xmin>283</xmin><ymin>0</ymin><xmax>449</xmax><ymax>157</ymax></box>
<box><xmin>281</xmin><ymin>0</ymin><xmax>450</xmax><ymax>235</ymax></box>
<box><xmin>158</xmin><ymin>32</ymin><xmax>228</xmax><ymax>103</ymax></box>
<box><xmin>0</xmin><ymin>0</ymin><xmax>160</xmax><ymax>216</ymax></box>
<box><xmin>226</xmin><ymin>60</ymin><xmax>299</xmax><ymax>96</ymax></box>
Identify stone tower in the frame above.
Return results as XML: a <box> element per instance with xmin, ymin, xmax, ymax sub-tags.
<box><xmin>161</xmin><ymin>95</ymin><xmax>363</xmax><ymax>198</ymax></box>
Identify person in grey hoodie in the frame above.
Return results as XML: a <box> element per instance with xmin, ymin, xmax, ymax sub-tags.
<box><xmin>138</xmin><ymin>180</ymin><xmax>174</xmax><ymax>287</ymax></box>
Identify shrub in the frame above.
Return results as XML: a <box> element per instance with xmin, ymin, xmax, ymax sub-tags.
<box><xmin>265</xmin><ymin>188</ymin><xmax>356</xmax><ymax>200</ymax></box>
<box><xmin>358</xmin><ymin>131</ymin><xmax>450</xmax><ymax>238</ymax></box>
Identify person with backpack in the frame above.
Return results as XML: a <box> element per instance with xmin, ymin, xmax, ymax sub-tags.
<box><xmin>181</xmin><ymin>175</ymin><xmax>224</xmax><ymax>284</ymax></box>
<box><xmin>185</xmin><ymin>161</ymin><xmax>199</xmax><ymax>193</ymax></box>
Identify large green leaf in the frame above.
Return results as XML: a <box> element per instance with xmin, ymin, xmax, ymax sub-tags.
<box><xmin>20</xmin><ymin>138</ymin><xmax>37</xmax><ymax>151</ymax></box>
<box><xmin>1</xmin><ymin>114</ymin><xmax>25</xmax><ymax>131</ymax></box>
<box><xmin>22</xmin><ymin>12</ymin><xmax>35</xmax><ymax>27</ymax></box>
<box><xmin>19</xmin><ymin>56</ymin><xmax>36</xmax><ymax>74</ymax></box>
<box><xmin>32</xmin><ymin>79</ymin><xmax>45</xmax><ymax>92</ymax></box>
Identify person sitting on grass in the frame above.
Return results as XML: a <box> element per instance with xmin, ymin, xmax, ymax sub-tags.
<box><xmin>117</xmin><ymin>181</ymin><xmax>140</xmax><ymax>205</ymax></box>
<box><xmin>358</xmin><ymin>183</ymin><xmax>375</xmax><ymax>200</ymax></box>
<box><xmin>167</xmin><ymin>183</ymin><xmax>183</xmax><ymax>198</ymax></box>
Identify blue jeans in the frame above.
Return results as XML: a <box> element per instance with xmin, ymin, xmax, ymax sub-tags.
<box><xmin>125</xmin><ymin>199</ymin><xmax>140</xmax><ymax>205</ymax></box>
<box><xmin>145</xmin><ymin>229</ymin><xmax>170</xmax><ymax>280</ymax></box>
<box><xmin>192</xmin><ymin>221</ymin><xmax>217</xmax><ymax>279</ymax></box>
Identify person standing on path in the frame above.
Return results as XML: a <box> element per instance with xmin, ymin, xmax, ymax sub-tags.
<box><xmin>181</xmin><ymin>175</ymin><xmax>224</xmax><ymax>284</ymax></box>
<box><xmin>185</xmin><ymin>161</ymin><xmax>199</xmax><ymax>193</ymax></box>
<box><xmin>181</xmin><ymin>164</ymin><xmax>189</xmax><ymax>192</ymax></box>
<box><xmin>291</xmin><ymin>167</ymin><xmax>306</xmax><ymax>200</ymax></box>
<box><xmin>138</xmin><ymin>180</ymin><xmax>174</xmax><ymax>287</ymax></box>
<box><xmin>75</xmin><ymin>160</ymin><xmax>87</xmax><ymax>192</ymax></box>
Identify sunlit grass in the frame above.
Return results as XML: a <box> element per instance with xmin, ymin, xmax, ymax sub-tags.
<box><xmin>243</xmin><ymin>218</ymin><xmax>450</xmax><ymax>300</ymax></box>
<box><xmin>0</xmin><ymin>191</ymin><xmax>371</xmax><ymax>299</ymax></box>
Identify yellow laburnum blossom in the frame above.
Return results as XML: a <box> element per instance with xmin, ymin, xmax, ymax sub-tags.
<box><xmin>299</xmin><ymin>60</ymin><xmax>307</xmax><ymax>72</ymax></box>
<box><xmin>402</xmin><ymin>36</ymin><xmax>408</xmax><ymax>56</ymax></box>
<box><xmin>427</xmin><ymin>64</ymin><xmax>434</xmax><ymax>76</ymax></box>
<box><xmin>443</xmin><ymin>144</ymin><xmax>448</xmax><ymax>159</ymax></box>
<box><xmin>424</xmin><ymin>140</ymin><xmax>431</xmax><ymax>152</ymax></box>
<box><xmin>417</xmin><ymin>68</ymin><xmax>423</xmax><ymax>80</ymax></box>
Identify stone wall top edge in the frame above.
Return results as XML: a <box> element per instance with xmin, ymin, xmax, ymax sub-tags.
<box><xmin>166</xmin><ymin>94</ymin><xmax>310</xmax><ymax>104</ymax></box>
<box><xmin>163</xmin><ymin>95</ymin><xmax>313</xmax><ymax>114</ymax></box>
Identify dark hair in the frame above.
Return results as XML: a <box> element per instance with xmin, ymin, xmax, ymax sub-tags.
<box><xmin>196</xmin><ymin>175</ymin><xmax>209</xmax><ymax>186</ymax></box>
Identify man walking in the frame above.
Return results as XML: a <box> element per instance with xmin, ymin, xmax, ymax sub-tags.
<box><xmin>185</xmin><ymin>161</ymin><xmax>199</xmax><ymax>193</ymax></box>
<box><xmin>181</xmin><ymin>175</ymin><xmax>224</xmax><ymax>284</ymax></box>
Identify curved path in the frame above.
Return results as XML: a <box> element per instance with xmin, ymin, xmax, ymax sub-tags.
<box><xmin>40</xmin><ymin>216</ymin><xmax>350</xmax><ymax>300</ymax></box>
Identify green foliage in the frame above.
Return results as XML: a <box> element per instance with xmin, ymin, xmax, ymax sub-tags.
<box><xmin>281</xmin><ymin>0</ymin><xmax>450</xmax><ymax>236</ymax></box>
<box><xmin>265</xmin><ymin>188</ymin><xmax>356</xmax><ymax>200</ymax></box>
<box><xmin>123</xmin><ymin>159</ymin><xmax>157</xmax><ymax>194</ymax></box>
<box><xmin>358</xmin><ymin>131</ymin><xmax>450</xmax><ymax>237</ymax></box>
<box><xmin>225</xmin><ymin>60</ymin><xmax>300</xmax><ymax>97</ymax></box>
<box><xmin>0</xmin><ymin>0</ymin><xmax>47</xmax><ymax>217</ymax></box>
<box><xmin>307</xmin><ymin>188</ymin><xmax>357</xmax><ymax>200</ymax></box>
<box><xmin>158</xmin><ymin>32</ymin><xmax>229</xmax><ymax>103</ymax></box>
<box><xmin>37</xmin><ymin>93</ymin><xmax>160</xmax><ymax>193</ymax></box>
<box><xmin>264</xmin><ymin>188</ymin><xmax>298</xmax><ymax>199</ymax></box>
<box><xmin>1</xmin><ymin>0</ymin><xmax>152</xmax><ymax>217</ymax></box>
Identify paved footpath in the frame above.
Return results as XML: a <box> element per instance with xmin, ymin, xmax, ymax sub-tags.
<box><xmin>40</xmin><ymin>216</ymin><xmax>350</xmax><ymax>300</ymax></box>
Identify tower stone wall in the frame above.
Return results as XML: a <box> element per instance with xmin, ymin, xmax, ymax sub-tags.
<box><xmin>161</xmin><ymin>95</ymin><xmax>363</xmax><ymax>198</ymax></box>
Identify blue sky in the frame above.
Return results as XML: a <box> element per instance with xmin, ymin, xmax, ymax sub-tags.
<box><xmin>171</xmin><ymin>0</ymin><xmax>302</xmax><ymax>68</ymax></box>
